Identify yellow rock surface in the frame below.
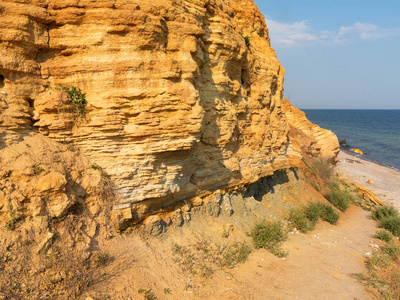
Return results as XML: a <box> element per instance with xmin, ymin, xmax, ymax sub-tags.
<box><xmin>0</xmin><ymin>0</ymin><xmax>339</xmax><ymax>220</ymax></box>
<box><xmin>284</xmin><ymin>99</ymin><xmax>340</xmax><ymax>164</ymax></box>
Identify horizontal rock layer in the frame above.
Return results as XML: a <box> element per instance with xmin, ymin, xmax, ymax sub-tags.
<box><xmin>0</xmin><ymin>0</ymin><xmax>338</xmax><ymax>219</ymax></box>
<box><xmin>284</xmin><ymin>99</ymin><xmax>339</xmax><ymax>164</ymax></box>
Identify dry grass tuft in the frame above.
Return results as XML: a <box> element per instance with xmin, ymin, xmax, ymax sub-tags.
<box><xmin>354</xmin><ymin>205</ymin><xmax>400</xmax><ymax>299</ymax></box>
<box><xmin>171</xmin><ymin>239</ymin><xmax>252</xmax><ymax>278</ymax></box>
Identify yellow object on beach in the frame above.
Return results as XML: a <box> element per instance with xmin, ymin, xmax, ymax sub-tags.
<box><xmin>350</xmin><ymin>148</ymin><xmax>364</xmax><ymax>155</ymax></box>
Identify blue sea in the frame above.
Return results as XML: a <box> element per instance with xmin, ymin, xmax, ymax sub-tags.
<box><xmin>302</xmin><ymin>110</ymin><xmax>400</xmax><ymax>170</ymax></box>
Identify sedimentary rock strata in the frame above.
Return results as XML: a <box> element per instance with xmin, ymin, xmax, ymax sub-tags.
<box><xmin>284</xmin><ymin>99</ymin><xmax>339</xmax><ymax>164</ymax></box>
<box><xmin>0</xmin><ymin>0</ymin><xmax>338</xmax><ymax>224</ymax></box>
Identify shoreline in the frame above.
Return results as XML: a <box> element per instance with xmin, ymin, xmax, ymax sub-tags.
<box><xmin>336</xmin><ymin>150</ymin><xmax>400</xmax><ymax>210</ymax></box>
<box><xmin>341</xmin><ymin>148</ymin><xmax>400</xmax><ymax>171</ymax></box>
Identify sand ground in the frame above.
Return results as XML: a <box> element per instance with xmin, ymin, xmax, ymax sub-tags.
<box><xmin>95</xmin><ymin>208</ymin><xmax>378</xmax><ymax>300</ymax></box>
<box><xmin>88</xmin><ymin>153</ymin><xmax>400</xmax><ymax>299</ymax></box>
<box><xmin>336</xmin><ymin>151</ymin><xmax>400</xmax><ymax>210</ymax></box>
<box><xmin>63</xmin><ymin>151</ymin><xmax>400</xmax><ymax>299</ymax></box>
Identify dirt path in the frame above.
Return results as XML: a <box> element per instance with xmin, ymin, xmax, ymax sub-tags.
<box><xmin>198</xmin><ymin>206</ymin><xmax>378</xmax><ymax>300</ymax></box>
<box><xmin>92</xmin><ymin>205</ymin><xmax>378</xmax><ymax>299</ymax></box>
<box><xmin>85</xmin><ymin>153</ymin><xmax>396</xmax><ymax>299</ymax></box>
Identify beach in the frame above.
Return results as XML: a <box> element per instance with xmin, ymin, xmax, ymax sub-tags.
<box><xmin>336</xmin><ymin>150</ymin><xmax>400</xmax><ymax>210</ymax></box>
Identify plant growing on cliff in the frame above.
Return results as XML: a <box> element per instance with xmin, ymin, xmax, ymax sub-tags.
<box><xmin>56</xmin><ymin>85</ymin><xmax>87</xmax><ymax>118</ymax></box>
<box><xmin>243</xmin><ymin>36</ymin><xmax>251</xmax><ymax>47</ymax></box>
<box><xmin>199</xmin><ymin>48</ymin><xmax>209</xmax><ymax>72</ymax></box>
<box><xmin>33</xmin><ymin>164</ymin><xmax>45</xmax><ymax>175</ymax></box>
<box><xmin>5</xmin><ymin>212</ymin><xmax>25</xmax><ymax>231</ymax></box>
<box><xmin>91</xmin><ymin>163</ymin><xmax>100</xmax><ymax>170</ymax></box>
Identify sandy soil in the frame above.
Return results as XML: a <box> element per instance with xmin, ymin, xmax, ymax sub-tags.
<box><xmin>92</xmin><ymin>208</ymin><xmax>379</xmax><ymax>300</ymax></box>
<box><xmin>83</xmin><ymin>152</ymin><xmax>400</xmax><ymax>299</ymax></box>
<box><xmin>336</xmin><ymin>151</ymin><xmax>400</xmax><ymax>210</ymax></box>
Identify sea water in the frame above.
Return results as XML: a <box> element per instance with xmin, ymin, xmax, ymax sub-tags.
<box><xmin>302</xmin><ymin>109</ymin><xmax>400</xmax><ymax>170</ymax></box>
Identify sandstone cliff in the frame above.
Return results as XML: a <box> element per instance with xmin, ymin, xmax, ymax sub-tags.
<box><xmin>284</xmin><ymin>99</ymin><xmax>339</xmax><ymax>164</ymax></box>
<box><xmin>0</xmin><ymin>0</ymin><xmax>338</xmax><ymax>225</ymax></box>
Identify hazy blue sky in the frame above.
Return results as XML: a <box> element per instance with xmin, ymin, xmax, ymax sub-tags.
<box><xmin>253</xmin><ymin>0</ymin><xmax>400</xmax><ymax>109</ymax></box>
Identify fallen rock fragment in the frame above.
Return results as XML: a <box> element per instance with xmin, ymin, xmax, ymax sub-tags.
<box><xmin>340</xmin><ymin>178</ymin><xmax>384</xmax><ymax>206</ymax></box>
<box><xmin>144</xmin><ymin>215</ymin><xmax>164</xmax><ymax>236</ymax></box>
<box><xmin>37</xmin><ymin>232</ymin><xmax>54</xmax><ymax>254</ymax></box>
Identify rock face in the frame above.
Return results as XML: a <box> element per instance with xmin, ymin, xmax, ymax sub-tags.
<box><xmin>0</xmin><ymin>134</ymin><xmax>112</xmax><ymax>221</ymax></box>
<box><xmin>0</xmin><ymin>0</ymin><xmax>338</xmax><ymax>222</ymax></box>
<box><xmin>284</xmin><ymin>99</ymin><xmax>339</xmax><ymax>164</ymax></box>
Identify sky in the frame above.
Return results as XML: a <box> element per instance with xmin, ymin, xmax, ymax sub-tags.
<box><xmin>253</xmin><ymin>0</ymin><xmax>400</xmax><ymax>109</ymax></box>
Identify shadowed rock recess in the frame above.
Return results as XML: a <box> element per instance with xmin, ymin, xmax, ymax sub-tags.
<box><xmin>0</xmin><ymin>0</ymin><xmax>338</xmax><ymax>228</ymax></box>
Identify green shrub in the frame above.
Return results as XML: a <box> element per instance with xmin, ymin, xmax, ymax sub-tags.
<box><xmin>325</xmin><ymin>184</ymin><xmax>350</xmax><ymax>212</ymax></box>
<box><xmin>372</xmin><ymin>206</ymin><xmax>398</xmax><ymax>221</ymax></box>
<box><xmin>288</xmin><ymin>209</ymin><xmax>314</xmax><ymax>233</ymax></box>
<box><xmin>250</xmin><ymin>221</ymin><xmax>287</xmax><ymax>257</ymax></box>
<box><xmin>288</xmin><ymin>202</ymin><xmax>340</xmax><ymax>232</ymax></box>
<box><xmin>91</xmin><ymin>164</ymin><xmax>100</xmax><ymax>170</ymax></box>
<box><xmin>221</xmin><ymin>242</ymin><xmax>252</xmax><ymax>267</ymax></box>
<box><xmin>382</xmin><ymin>242</ymin><xmax>400</xmax><ymax>260</ymax></box>
<box><xmin>318</xmin><ymin>203</ymin><xmax>340</xmax><ymax>225</ymax></box>
<box><xmin>380</xmin><ymin>216</ymin><xmax>400</xmax><ymax>237</ymax></box>
<box><xmin>243</xmin><ymin>36</ymin><xmax>251</xmax><ymax>46</ymax></box>
<box><xmin>374</xmin><ymin>230</ymin><xmax>394</xmax><ymax>243</ymax></box>
<box><xmin>56</xmin><ymin>85</ymin><xmax>87</xmax><ymax>118</ymax></box>
<box><xmin>304</xmin><ymin>202</ymin><xmax>323</xmax><ymax>223</ymax></box>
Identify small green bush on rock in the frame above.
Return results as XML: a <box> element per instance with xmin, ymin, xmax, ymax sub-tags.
<box><xmin>243</xmin><ymin>36</ymin><xmax>251</xmax><ymax>47</ymax></box>
<box><xmin>56</xmin><ymin>85</ymin><xmax>87</xmax><ymax>118</ymax></box>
